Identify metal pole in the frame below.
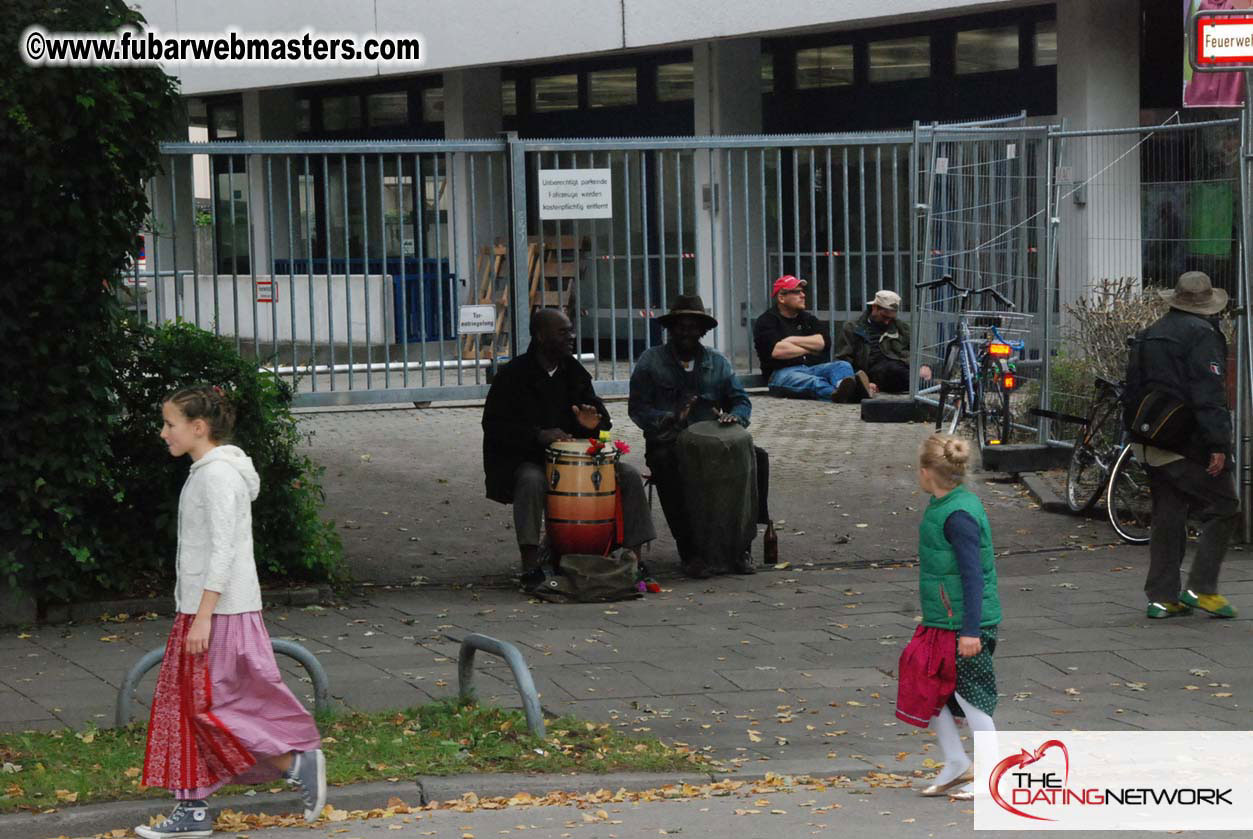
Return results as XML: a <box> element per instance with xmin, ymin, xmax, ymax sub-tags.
<box><xmin>508</xmin><ymin>133</ymin><xmax>531</xmax><ymax>353</ymax></box>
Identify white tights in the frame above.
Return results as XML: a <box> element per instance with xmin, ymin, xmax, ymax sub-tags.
<box><xmin>928</xmin><ymin>692</ymin><xmax>996</xmax><ymax>792</ymax></box>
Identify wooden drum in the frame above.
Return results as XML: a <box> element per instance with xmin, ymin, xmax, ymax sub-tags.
<box><xmin>544</xmin><ymin>441</ymin><xmax>618</xmax><ymax>556</ymax></box>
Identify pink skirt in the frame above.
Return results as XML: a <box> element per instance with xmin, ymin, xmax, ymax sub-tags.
<box><xmin>142</xmin><ymin>612</ymin><xmax>322</xmax><ymax>799</ymax></box>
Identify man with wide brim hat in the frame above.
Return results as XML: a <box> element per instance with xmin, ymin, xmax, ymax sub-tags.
<box><xmin>656</xmin><ymin>295</ymin><xmax>719</xmax><ymax>331</ymax></box>
<box><xmin>629</xmin><ymin>294</ymin><xmax>772</xmax><ymax>578</ymax></box>
<box><xmin>1125</xmin><ymin>271</ymin><xmax>1239</xmax><ymax>620</ymax></box>
<box><xmin>1158</xmin><ymin>269</ymin><xmax>1228</xmax><ymax>316</ymax></box>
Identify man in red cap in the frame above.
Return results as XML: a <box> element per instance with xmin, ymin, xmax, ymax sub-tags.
<box><xmin>753</xmin><ymin>275</ymin><xmax>875</xmax><ymax>402</ymax></box>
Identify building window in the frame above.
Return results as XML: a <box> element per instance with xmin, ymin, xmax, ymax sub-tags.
<box><xmin>533</xmin><ymin>74</ymin><xmax>578</xmax><ymax>112</ymax></box>
<box><xmin>956</xmin><ymin>26</ymin><xmax>1020</xmax><ymax>74</ymax></box>
<box><xmin>322</xmin><ymin>95</ymin><xmax>362</xmax><ymax>131</ymax></box>
<box><xmin>367</xmin><ymin>92</ymin><xmax>408</xmax><ymax>127</ymax></box>
<box><xmin>296</xmin><ymin>99</ymin><xmax>311</xmax><ymax>133</ymax></box>
<box><xmin>589</xmin><ymin>67</ymin><xmax>637</xmax><ymax>108</ymax></box>
<box><xmin>869</xmin><ymin>36</ymin><xmax>930</xmax><ymax>83</ymax></box>
<box><xmin>1034</xmin><ymin>20</ymin><xmax>1057</xmax><ymax>66</ymax></box>
<box><xmin>422</xmin><ymin>87</ymin><xmax>444</xmax><ymax>122</ymax></box>
<box><xmin>796</xmin><ymin>45</ymin><xmax>855</xmax><ymax>89</ymax></box>
<box><xmin>657</xmin><ymin>62</ymin><xmax>694</xmax><ymax>102</ymax></box>
<box><xmin>502</xmin><ymin>81</ymin><xmax>517</xmax><ymax>116</ymax></box>
<box><xmin>209</xmin><ymin>104</ymin><xmax>240</xmax><ymax>139</ymax></box>
<box><xmin>761</xmin><ymin>53</ymin><xmax>773</xmax><ymax>94</ymax></box>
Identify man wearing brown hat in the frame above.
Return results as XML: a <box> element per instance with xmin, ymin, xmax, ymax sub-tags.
<box><xmin>836</xmin><ymin>289</ymin><xmax>931</xmax><ymax>393</ymax></box>
<box><xmin>1124</xmin><ymin>271</ymin><xmax>1239</xmax><ymax>620</ymax></box>
<box><xmin>628</xmin><ymin>295</ymin><xmax>771</xmax><ymax>578</ymax></box>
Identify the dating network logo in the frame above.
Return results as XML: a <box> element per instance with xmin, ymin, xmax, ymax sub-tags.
<box><xmin>987</xmin><ymin>737</ymin><xmax>1232</xmax><ymax>822</ymax></box>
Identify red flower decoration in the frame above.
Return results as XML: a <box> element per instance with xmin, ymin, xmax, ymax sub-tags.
<box><xmin>614</xmin><ymin>441</ymin><xmax>630</xmax><ymax>454</ymax></box>
<box><xmin>585</xmin><ymin>439</ymin><xmax>605</xmax><ymax>455</ymax></box>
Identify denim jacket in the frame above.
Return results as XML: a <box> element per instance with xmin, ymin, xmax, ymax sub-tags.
<box><xmin>628</xmin><ymin>342</ymin><xmax>752</xmax><ymax>447</ymax></box>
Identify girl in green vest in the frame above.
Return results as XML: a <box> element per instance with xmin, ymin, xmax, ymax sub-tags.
<box><xmin>914</xmin><ymin>433</ymin><xmax>1001</xmax><ymax>801</ymax></box>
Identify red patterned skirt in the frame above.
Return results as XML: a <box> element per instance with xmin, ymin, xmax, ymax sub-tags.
<box><xmin>142</xmin><ymin>612</ymin><xmax>321</xmax><ymax>798</ymax></box>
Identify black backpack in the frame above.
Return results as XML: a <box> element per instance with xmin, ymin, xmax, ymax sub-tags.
<box><xmin>1122</xmin><ymin>331</ymin><xmax>1194</xmax><ymax>450</ymax></box>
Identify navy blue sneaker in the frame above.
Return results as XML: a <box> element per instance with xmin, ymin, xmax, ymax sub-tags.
<box><xmin>135</xmin><ymin>800</ymin><xmax>213</xmax><ymax>839</ymax></box>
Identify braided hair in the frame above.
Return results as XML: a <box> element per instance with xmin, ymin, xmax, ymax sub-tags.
<box><xmin>165</xmin><ymin>385</ymin><xmax>236</xmax><ymax>443</ymax></box>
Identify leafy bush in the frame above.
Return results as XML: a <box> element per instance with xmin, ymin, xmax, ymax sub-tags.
<box><xmin>101</xmin><ymin>321</ymin><xmax>345</xmax><ymax>595</ymax></box>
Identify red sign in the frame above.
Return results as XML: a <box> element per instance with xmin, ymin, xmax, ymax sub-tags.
<box><xmin>256</xmin><ymin>279</ymin><xmax>276</xmax><ymax>304</ymax></box>
<box><xmin>1192</xmin><ymin>10</ymin><xmax>1253</xmax><ymax>70</ymax></box>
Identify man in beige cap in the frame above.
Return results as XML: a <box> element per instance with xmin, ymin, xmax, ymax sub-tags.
<box><xmin>1124</xmin><ymin>271</ymin><xmax>1239</xmax><ymax>620</ymax></box>
<box><xmin>836</xmin><ymin>289</ymin><xmax>931</xmax><ymax>393</ymax></box>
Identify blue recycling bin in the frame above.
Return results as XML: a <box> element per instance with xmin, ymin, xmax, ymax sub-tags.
<box><xmin>273</xmin><ymin>257</ymin><xmax>456</xmax><ymax>343</ymax></box>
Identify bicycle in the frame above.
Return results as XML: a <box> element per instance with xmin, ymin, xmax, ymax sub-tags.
<box><xmin>916</xmin><ymin>275</ymin><xmax>1030</xmax><ymax>450</ymax></box>
<box><xmin>1038</xmin><ymin>376</ymin><xmax>1151</xmax><ymax>545</ymax></box>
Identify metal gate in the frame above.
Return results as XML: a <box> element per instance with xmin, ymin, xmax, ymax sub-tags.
<box><xmin>911</xmin><ymin>120</ymin><xmax>1054</xmax><ymax>443</ymax></box>
<box><xmin>141</xmin><ymin>139</ymin><xmax>511</xmax><ymax>407</ymax></box>
<box><xmin>136</xmin><ymin>118</ymin><xmax>1248</xmax><ymax>464</ymax></box>
<box><xmin>140</xmin><ymin>131</ymin><xmax>930</xmax><ymax>405</ymax></box>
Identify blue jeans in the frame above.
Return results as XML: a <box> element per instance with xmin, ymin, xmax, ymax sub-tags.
<box><xmin>768</xmin><ymin>360</ymin><xmax>855</xmax><ymax>400</ymax></box>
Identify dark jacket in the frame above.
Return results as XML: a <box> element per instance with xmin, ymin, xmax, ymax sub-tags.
<box><xmin>628</xmin><ymin>342</ymin><xmax>751</xmax><ymax>449</ymax></box>
<box><xmin>752</xmin><ymin>306</ymin><xmax>831</xmax><ymax>378</ymax></box>
<box><xmin>1126</xmin><ymin>308</ymin><xmax>1231</xmax><ymax>466</ymax></box>
<box><xmin>481</xmin><ymin>347</ymin><xmax>610</xmax><ymax>503</ymax></box>
<box><xmin>835</xmin><ymin>308</ymin><xmax>911</xmax><ymax>371</ymax></box>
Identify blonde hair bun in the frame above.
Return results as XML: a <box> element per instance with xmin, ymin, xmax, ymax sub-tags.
<box><xmin>942</xmin><ymin>436</ymin><xmax>970</xmax><ymax>468</ymax></box>
<box><xmin>919</xmin><ymin>432</ymin><xmax>969</xmax><ymax>488</ymax></box>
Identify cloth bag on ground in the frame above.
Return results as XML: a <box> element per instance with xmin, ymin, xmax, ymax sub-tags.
<box><xmin>676</xmin><ymin>420</ymin><xmax>758</xmax><ymax>572</ymax></box>
<box><xmin>534</xmin><ymin>549</ymin><xmax>640</xmax><ymax>602</ymax></box>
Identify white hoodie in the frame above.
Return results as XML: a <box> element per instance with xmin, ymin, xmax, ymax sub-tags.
<box><xmin>175</xmin><ymin>444</ymin><xmax>263</xmax><ymax>614</ymax></box>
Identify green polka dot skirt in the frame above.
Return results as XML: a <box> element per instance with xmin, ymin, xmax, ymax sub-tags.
<box><xmin>947</xmin><ymin>625</ymin><xmax>998</xmax><ymax>718</ymax></box>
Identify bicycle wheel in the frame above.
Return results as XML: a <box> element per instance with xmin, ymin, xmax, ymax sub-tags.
<box><xmin>935</xmin><ymin>343</ymin><xmax>965</xmax><ymax>435</ymax></box>
<box><xmin>937</xmin><ymin>381</ymin><xmax>964</xmax><ymax>434</ymax></box>
<box><xmin>1064</xmin><ymin>393</ymin><xmax>1122</xmax><ymax>513</ymax></box>
<box><xmin>1107</xmin><ymin>444</ymin><xmax>1152</xmax><ymax>544</ymax></box>
<box><xmin>977</xmin><ymin>364</ymin><xmax>1012</xmax><ymax>448</ymax></box>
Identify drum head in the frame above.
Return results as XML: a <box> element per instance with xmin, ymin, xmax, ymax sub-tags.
<box><xmin>546</xmin><ymin>440</ymin><xmax>591</xmax><ymax>459</ymax></box>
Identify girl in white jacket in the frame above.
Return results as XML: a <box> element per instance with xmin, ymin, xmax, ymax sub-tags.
<box><xmin>138</xmin><ymin>385</ymin><xmax>326</xmax><ymax>839</ymax></box>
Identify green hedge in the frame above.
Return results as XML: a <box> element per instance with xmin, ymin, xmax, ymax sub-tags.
<box><xmin>104</xmin><ymin>321</ymin><xmax>345</xmax><ymax>595</ymax></box>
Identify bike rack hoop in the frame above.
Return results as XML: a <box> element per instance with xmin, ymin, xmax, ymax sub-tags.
<box><xmin>451</xmin><ymin>632</ymin><xmax>546</xmax><ymax>739</ymax></box>
<box><xmin>115</xmin><ymin>638</ymin><xmax>332</xmax><ymax>728</ymax></box>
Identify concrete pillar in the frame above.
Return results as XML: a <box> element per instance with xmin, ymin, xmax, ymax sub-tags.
<box><xmin>445</xmin><ymin>67</ymin><xmax>505</xmax><ymax>314</ymax></box>
<box><xmin>242</xmin><ymin>89</ymin><xmax>300</xmax><ymax>273</ymax></box>
<box><xmin>693</xmin><ymin>39</ymin><xmax>764</xmax><ymax>365</ymax></box>
<box><xmin>1055</xmin><ymin>0</ymin><xmax>1142</xmax><ymax>309</ymax></box>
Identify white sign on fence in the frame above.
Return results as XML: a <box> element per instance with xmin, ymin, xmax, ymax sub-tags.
<box><xmin>458</xmin><ymin>304</ymin><xmax>496</xmax><ymax>334</ymax></box>
<box><xmin>538</xmin><ymin>168</ymin><xmax>613</xmax><ymax>220</ymax></box>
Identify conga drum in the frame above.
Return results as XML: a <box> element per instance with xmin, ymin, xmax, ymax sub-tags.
<box><xmin>544</xmin><ymin>441</ymin><xmax>619</xmax><ymax>556</ymax></box>
<box><xmin>676</xmin><ymin>420</ymin><xmax>758</xmax><ymax>572</ymax></box>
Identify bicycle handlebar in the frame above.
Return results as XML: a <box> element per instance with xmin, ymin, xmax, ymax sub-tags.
<box><xmin>915</xmin><ymin>274</ymin><xmax>1015</xmax><ymax>309</ymax></box>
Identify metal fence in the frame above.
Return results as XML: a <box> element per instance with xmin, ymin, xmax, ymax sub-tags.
<box><xmin>508</xmin><ymin>134</ymin><xmax>918</xmax><ymax>392</ymax></box>
<box><xmin>1042</xmin><ymin>117</ymin><xmax>1242</xmax><ymax>435</ymax></box>
<box><xmin>910</xmin><ymin>122</ymin><xmax>1052</xmax><ymax>441</ymax></box>
<box><xmin>140</xmin><ymin>140</ymin><xmax>511</xmax><ymax>406</ymax></box>
<box><xmin>134</xmin><ymin>119</ymin><xmax>1245</xmax><ymax>438</ymax></box>
<box><xmin>139</xmin><ymin>131</ymin><xmax>940</xmax><ymax>405</ymax></box>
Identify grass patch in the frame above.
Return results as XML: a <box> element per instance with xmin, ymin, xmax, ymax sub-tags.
<box><xmin>0</xmin><ymin>701</ymin><xmax>704</xmax><ymax>813</ymax></box>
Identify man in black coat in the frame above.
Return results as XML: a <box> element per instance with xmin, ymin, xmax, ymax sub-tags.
<box><xmin>1127</xmin><ymin>271</ymin><xmax>1240</xmax><ymax>620</ymax></box>
<box><xmin>482</xmin><ymin>308</ymin><xmax>654</xmax><ymax>590</ymax></box>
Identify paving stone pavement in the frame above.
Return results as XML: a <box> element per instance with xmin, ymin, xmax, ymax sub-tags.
<box><xmin>2</xmin><ymin>395</ymin><xmax>1250</xmax><ymax>783</ymax></box>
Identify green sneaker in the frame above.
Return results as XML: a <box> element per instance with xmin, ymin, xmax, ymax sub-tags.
<box><xmin>1146</xmin><ymin>601</ymin><xmax>1192</xmax><ymax>619</ymax></box>
<box><xmin>1179</xmin><ymin>590</ymin><xmax>1237</xmax><ymax>618</ymax></box>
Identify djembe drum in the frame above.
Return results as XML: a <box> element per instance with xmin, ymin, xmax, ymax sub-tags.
<box><xmin>676</xmin><ymin>420</ymin><xmax>758</xmax><ymax>573</ymax></box>
<box><xmin>544</xmin><ymin>440</ymin><xmax>619</xmax><ymax>556</ymax></box>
